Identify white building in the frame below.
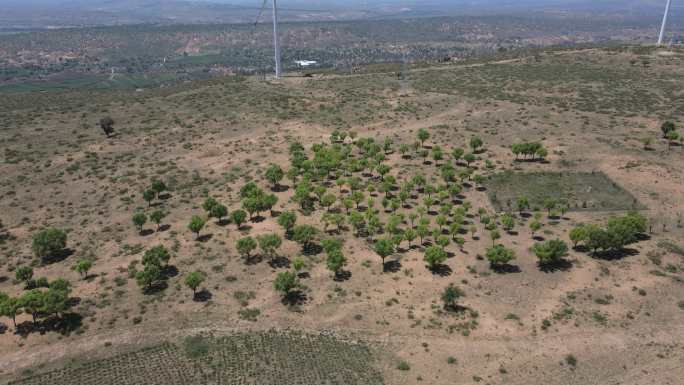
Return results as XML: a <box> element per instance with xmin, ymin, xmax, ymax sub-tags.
<box><xmin>295</xmin><ymin>60</ymin><xmax>318</xmax><ymax>67</ymax></box>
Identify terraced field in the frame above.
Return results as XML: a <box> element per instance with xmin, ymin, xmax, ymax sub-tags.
<box><xmin>11</xmin><ymin>331</ymin><xmax>384</xmax><ymax>385</ymax></box>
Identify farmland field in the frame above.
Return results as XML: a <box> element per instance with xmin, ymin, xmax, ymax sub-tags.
<box><xmin>485</xmin><ymin>171</ymin><xmax>644</xmax><ymax>212</ymax></box>
<box><xmin>11</xmin><ymin>331</ymin><xmax>384</xmax><ymax>385</ymax></box>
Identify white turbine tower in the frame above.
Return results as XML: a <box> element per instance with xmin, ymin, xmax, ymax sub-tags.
<box><xmin>256</xmin><ymin>0</ymin><xmax>283</xmax><ymax>78</ymax></box>
<box><xmin>658</xmin><ymin>0</ymin><xmax>673</xmax><ymax>45</ymax></box>
<box><xmin>272</xmin><ymin>0</ymin><xmax>282</xmax><ymax>78</ymax></box>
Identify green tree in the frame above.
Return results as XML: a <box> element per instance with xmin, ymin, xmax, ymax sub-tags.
<box><xmin>326</xmin><ymin>249</ymin><xmax>347</xmax><ymax>278</ymax></box>
<box><xmin>417</xmin><ymin>128</ymin><xmax>430</xmax><ymax>147</ymax></box>
<box><xmin>661</xmin><ymin>121</ymin><xmax>676</xmax><ymax>137</ymax></box>
<box><xmin>210</xmin><ymin>204</ymin><xmax>228</xmax><ymax>223</ymax></box>
<box><xmin>424</xmin><ymin>246</ymin><xmax>447</xmax><ymax>270</ymax></box>
<box><xmin>486</xmin><ymin>245</ymin><xmax>516</xmax><ymax>268</ymax></box>
<box><xmin>151</xmin><ymin>180</ymin><xmax>167</xmax><ymax>198</ymax></box>
<box><xmin>265</xmin><ymin>164</ymin><xmax>285</xmax><ymax>189</ymax></box>
<box><xmin>533</xmin><ymin>239</ymin><xmax>569</xmax><ymax>266</ymax></box>
<box><xmin>569</xmin><ymin>225</ymin><xmax>589</xmax><ymax>248</ymax></box>
<box><xmin>666</xmin><ymin>130</ymin><xmax>679</xmax><ymax>149</ymax></box>
<box><xmin>144</xmin><ymin>245</ymin><xmax>171</xmax><ymax>267</ymax></box>
<box><xmin>257</xmin><ymin>233</ymin><xmax>282</xmax><ymax>258</ymax></box>
<box><xmin>292</xmin><ymin>224</ymin><xmax>318</xmax><ymax>252</ymax></box>
<box><xmin>21</xmin><ymin>289</ymin><xmax>45</xmax><ymax>324</ymax></box>
<box><xmin>32</xmin><ymin>228</ymin><xmax>67</xmax><ymax>259</ymax></box>
<box><xmin>530</xmin><ymin>220</ymin><xmax>542</xmax><ymax>237</ymax></box>
<box><xmin>188</xmin><ymin>215</ymin><xmax>206</xmax><ymax>239</ymax></box>
<box><xmin>203</xmin><ymin>197</ymin><xmax>219</xmax><ymax>213</ymax></box>
<box><xmin>516</xmin><ymin>197</ymin><xmax>530</xmax><ymax>214</ymax></box>
<box><xmin>185</xmin><ymin>271</ymin><xmax>205</xmax><ymax>296</ymax></box>
<box><xmin>274</xmin><ymin>271</ymin><xmax>299</xmax><ymax>299</ymax></box>
<box><xmin>74</xmin><ymin>259</ymin><xmax>92</xmax><ymax>279</ymax></box>
<box><xmin>451</xmin><ymin>147</ymin><xmax>464</xmax><ymax>163</ymax></box>
<box><xmin>231</xmin><ymin>209</ymin><xmax>247</xmax><ymax>229</ymax></box>
<box><xmin>543</xmin><ymin>198</ymin><xmax>557</xmax><ymax>216</ymax></box>
<box><xmin>321</xmin><ymin>193</ymin><xmax>336</xmax><ymax>211</ymax></box>
<box><xmin>236</xmin><ymin>237</ymin><xmax>257</xmax><ymax>259</ymax></box>
<box><xmin>0</xmin><ymin>295</ymin><xmax>22</xmax><ymax>327</ymax></box>
<box><xmin>463</xmin><ymin>153</ymin><xmax>476</xmax><ymax>166</ymax></box>
<box><xmin>441</xmin><ymin>284</ymin><xmax>464</xmax><ymax>310</ymax></box>
<box><xmin>136</xmin><ymin>263</ymin><xmax>162</xmax><ymax>292</ymax></box>
<box><xmin>469</xmin><ymin>136</ymin><xmax>483</xmax><ymax>152</ymax></box>
<box><xmin>277</xmin><ymin>211</ymin><xmax>297</xmax><ymax>234</ymax></box>
<box><xmin>489</xmin><ymin>229</ymin><xmax>501</xmax><ymax>246</ymax></box>
<box><xmin>242</xmin><ymin>197</ymin><xmax>260</xmax><ymax>220</ymax></box>
<box><xmin>404</xmin><ymin>228</ymin><xmax>417</xmax><ymax>248</ymax></box>
<box><xmin>143</xmin><ymin>189</ymin><xmax>156</xmax><ymax>207</ymax></box>
<box><xmin>42</xmin><ymin>285</ymin><xmax>70</xmax><ymax>318</ymax></box>
<box><xmin>133</xmin><ymin>213</ymin><xmax>147</xmax><ymax>233</ymax></box>
<box><xmin>374</xmin><ymin>238</ymin><xmax>395</xmax><ymax>272</ymax></box>
<box><xmin>417</xmin><ymin>224</ymin><xmax>429</xmax><ymax>245</ymax></box>
<box><xmin>586</xmin><ymin>227</ymin><xmax>611</xmax><ymax>254</ymax></box>
<box><xmin>99</xmin><ymin>116</ymin><xmax>114</xmax><ymax>137</ymax></box>
<box><xmin>15</xmin><ymin>266</ymin><xmax>33</xmax><ymax>287</ymax></box>
<box><xmin>501</xmin><ymin>214</ymin><xmax>515</xmax><ymax>233</ymax></box>
<box><xmin>149</xmin><ymin>210</ymin><xmax>166</xmax><ymax>231</ymax></box>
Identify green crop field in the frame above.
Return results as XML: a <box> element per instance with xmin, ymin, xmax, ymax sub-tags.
<box><xmin>484</xmin><ymin>171</ymin><xmax>644</xmax><ymax>212</ymax></box>
<box><xmin>10</xmin><ymin>331</ymin><xmax>385</xmax><ymax>385</ymax></box>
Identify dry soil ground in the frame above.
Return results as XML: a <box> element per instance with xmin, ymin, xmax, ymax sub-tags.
<box><xmin>0</xmin><ymin>45</ymin><xmax>683</xmax><ymax>385</ymax></box>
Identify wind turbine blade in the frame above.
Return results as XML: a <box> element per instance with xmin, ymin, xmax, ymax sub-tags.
<box><xmin>658</xmin><ymin>0</ymin><xmax>672</xmax><ymax>45</ymax></box>
<box><xmin>255</xmin><ymin>0</ymin><xmax>269</xmax><ymax>26</ymax></box>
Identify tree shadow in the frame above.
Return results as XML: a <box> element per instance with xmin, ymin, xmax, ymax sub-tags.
<box><xmin>158</xmin><ymin>193</ymin><xmax>172</xmax><ymax>200</ymax></box>
<box><xmin>592</xmin><ymin>248</ymin><xmax>639</xmax><ymax>261</ymax></box>
<box><xmin>281</xmin><ymin>290</ymin><xmax>307</xmax><ymax>306</ymax></box>
<box><xmin>507</xmin><ymin>230</ymin><xmax>519</xmax><ymax>236</ymax></box>
<box><xmin>158</xmin><ymin>224</ymin><xmax>171</xmax><ymax>232</ymax></box>
<box><xmin>538</xmin><ymin>259</ymin><xmax>573</xmax><ymax>273</ymax></box>
<box><xmin>635</xmin><ymin>233</ymin><xmax>651</xmax><ymax>241</ymax></box>
<box><xmin>491</xmin><ymin>263</ymin><xmax>521</xmax><ymax>274</ymax></box>
<box><xmin>532</xmin><ymin>235</ymin><xmax>545</xmax><ymax>242</ymax></box>
<box><xmin>271</xmin><ymin>184</ymin><xmax>289</xmax><ymax>192</ymax></box>
<box><xmin>302</xmin><ymin>243</ymin><xmax>323</xmax><ymax>256</ymax></box>
<box><xmin>162</xmin><ymin>265</ymin><xmax>179</xmax><ymax>278</ymax></box>
<box><xmin>268</xmin><ymin>256</ymin><xmax>291</xmax><ymax>269</ymax></box>
<box><xmin>383</xmin><ymin>259</ymin><xmax>402</xmax><ymax>273</ymax></box>
<box><xmin>520</xmin><ymin>212</ymin><xmax>532</xmax><ymax>219</ymax></box>
<box><xmin>251</xmin><ymin>215</ymin><xmax>266</xmax><ymax>223</ymax></box>
<box><xmin>429</xmin><ymin>264</ymin><xmax>453</xmax><ymax>277</ymax></box>
<box><xmin>297</xmin><ymin>271</ymin><xmax>310</xmax><ymax>279</ymax></box>
<box><xmin>573</xmin><ymin>245</ymin><xmax>589</xmax><ymax>253</ymax></box>
<box><xmin>216</xmin><ymin>219</ymin><xmax>230</xmax><ymax>227</ymax></box>
<box><xmin>333</xmin><ymin>270</ymin><xmax>352</xmax><ymax>282</ymax></box>
<box><xmin>443</xmin><ymin>304</ymin><xmax>469</xmax><ymax>313</ymax></box>
<box><xmin>0</xmin><ymin>276</ymin><xmax>8</xmax><ymax>284</ymax></box>
<box><xmin>476</xmin><ymin>186</ymin><xmax>487</xmax><ymax>192</ymax></box>
<box><xmin>193</xmin><ymin>289</ymin><xmax>212</xmax><ymax>302</ymax></box>
<box><xmin>16</xmin><ymin>312</ymin><xmax>83</xmax><ymax>337</ymax></box>
<box><xmin>196</xmin><ymin>233</ymin><xmax>213</xmax><ymax>243</ymax></box>
<box><xmin>41</xmin><ymin>248</ymin><xmax>74</xmax><ymax>265</ymax></box>
<box><xmin>0</xmin><ymin>322</ymin><xmax>6</xmax><ymax>334</ymax></box>
<box><xmin>143</xmin><ymin>280</ymin><xmax>168</xmax><ymax>295</ymax></box>
<box><xmin>140</xmin><ymin>229</ymin><xmax>155</xmax><ymax>237</ymax></box>
<box><xmin>66</xmin><ymin>297</ymin><xmax>81</xmax><ymax>307</ymax></box>
<box><xmin>244</xmin><ymin>255</ymin><xmax>263</xmax><ymax>266</ymax></box>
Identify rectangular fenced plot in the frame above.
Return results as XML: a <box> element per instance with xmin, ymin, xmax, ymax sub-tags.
<box><xmin>484</xmin><ymin>171</ymin><xmax>644</xmax><ymax>212</ymax></box>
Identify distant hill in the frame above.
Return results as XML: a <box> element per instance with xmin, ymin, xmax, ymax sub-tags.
<box><xmin>0</xmin><ymin>0</ymin><xmax>680</xmax><ymax>29</ymax></box>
